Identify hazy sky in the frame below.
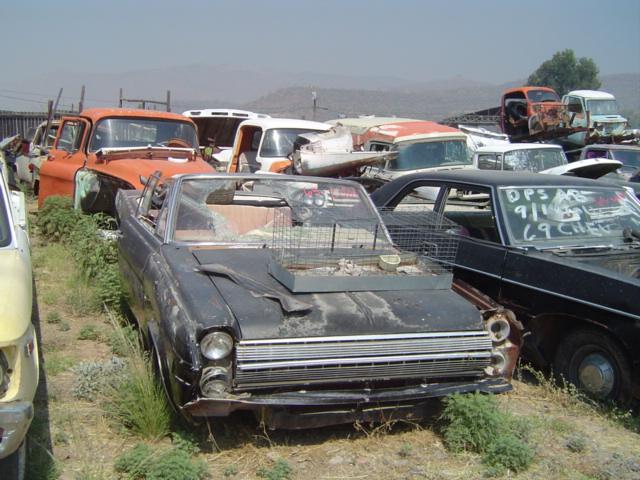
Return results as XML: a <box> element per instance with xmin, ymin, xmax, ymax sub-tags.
<box><xmin>3</xmin><ymin>0</ymin><xmax>639</xmax><ymax>90</ymax></box>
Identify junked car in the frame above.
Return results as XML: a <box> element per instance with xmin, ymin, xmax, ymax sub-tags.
<box><xmin>116</xmin><ymin>172</ymin><xmax>521</xmax><ymax>428</ymax></box>
<box><xmin>473</xmin><ymin>143</ymin><xmax>622</xmax><ymax>178</ymax></box>
<box><xmin>226</xmin><ymin>118</ymin><xmax>331</xmax><ymax>174</ymax></box>
<box><xmin>182</xmin><ymin>109</ymin><xmax>270</xmax><ymax>165</ymax></box>
<box><xmin>329</xmin><ymin>118</ymin><xmax>472</xmax><ymax>186</ymax></box>
<box><xmin>15</xmin><ymin>120</ymin><xmax>60</xmax><ymax>194</ymax></box>
<box><xmin>372</xmin><ymin>170</ymin><xmax>640</xmax><ymax>403</ymax></box>
<box><xmin>0</xmin><ymin>156</ymin><xmax>38</xmax><ymax>477</ymax></box>
<box><xmin>38</xmin><ymin>108</ymin><xmax>215</xmax><ymax>215</ymax></box>
<box><xmin>578</xmin><ymin>144</ymin><xmax>640</xmax><ymax>182</ymax></box>
<box><xmin>561</xmin><ymin>90</ymin><xmax>635</xmax><ymax>147</ymax></box>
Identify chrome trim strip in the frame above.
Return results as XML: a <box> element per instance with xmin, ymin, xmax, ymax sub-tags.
<box><xmin>238</xmin><ymin>330</ymin><xmax>489</xmax><ymax>346</ymax></box>
<box><xmin>238</xmin><ymin>351</ymin><xmax>492</xmax><ymax>371</ymax></box>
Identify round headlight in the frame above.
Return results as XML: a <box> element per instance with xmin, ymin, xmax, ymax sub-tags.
<box><xmin>200</xmin><ymin>331</ymin><xmax>234</xmax><ymax>360</ymax></box>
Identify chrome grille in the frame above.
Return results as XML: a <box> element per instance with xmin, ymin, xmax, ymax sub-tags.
<box><xmin>235</xmin><ymin>331</ymin><xmax>493</xmax><ymax>389</ymax></box>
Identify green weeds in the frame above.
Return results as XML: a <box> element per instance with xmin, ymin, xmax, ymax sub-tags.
<box><xmin>440</xmin><ymin>392</ymin><xmax>534</xmax><ymax>475</ymax></box>
<box><xmin>114</xmin><ymin>443</ymin><xmax>208</xmax><ymax>480</ymax></box>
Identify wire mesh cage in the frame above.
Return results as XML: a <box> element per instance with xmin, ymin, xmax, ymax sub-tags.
<box><xmin>268</xmin><ymin>206</ymin><xmax>460</xmax><ymax>292</ymax></box>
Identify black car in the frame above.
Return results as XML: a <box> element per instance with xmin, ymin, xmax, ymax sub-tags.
<box><xmin>116</xmin><ymin>172</ymin><xmax>520</xmax><ymax>428</ymax></box>
<box><xmin>372</xmin><ymin>170</ymin><xmax>640</xmax><ymax>403</ymax></box>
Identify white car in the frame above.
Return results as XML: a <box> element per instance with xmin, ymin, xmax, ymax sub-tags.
<box><xmin>0</xmin><ymin>156</ymin><xmax>38</xmax><ymax>479</ymax></box>
<box><xmin>227</xmin><ymin>118</ymin><xmax>331</xmax><ymax>173</ymax></box>
<box><xmin>182</xmin><ymin>109</ymin><xmax>269</xmax><ymax>165</ymax></box>
<box><xmin>473</xmin><ymin>143</ymin><xmax>621</xmax><ymax>178</ymax></box>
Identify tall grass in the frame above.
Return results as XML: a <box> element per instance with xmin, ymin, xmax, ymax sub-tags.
<box><xmin>103</xmin><ymin>310</ymin><xmax>171</xmax><ymax>441</ymax></box>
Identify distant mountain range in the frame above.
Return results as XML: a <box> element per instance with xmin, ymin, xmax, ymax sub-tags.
<box><xmin>0</xmin><ymin>65</ymin><xmax>637</xmax><ymax>124</ymax></box>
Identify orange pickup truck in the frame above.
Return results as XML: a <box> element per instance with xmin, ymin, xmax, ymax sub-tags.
<box><xmin>38</xmin><ymin>108</ymin><xmax>214</xmax><ymax>214</ymax></box>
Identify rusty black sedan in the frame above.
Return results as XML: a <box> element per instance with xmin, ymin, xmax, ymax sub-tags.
<box><xmin>116</xmin><ymin>172</ymin><xmax>520</xmax><ymax>428</ymax></box>
<box><xmin>372</xmin><ymin>170</ymin><xmax>640</xmax><ymax>403</ymax></box>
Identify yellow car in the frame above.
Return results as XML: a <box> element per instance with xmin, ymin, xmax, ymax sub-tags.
<box><xmin>0</xmin><ymin>156</ymin><xmax>38</xmax><ymax>478</ymax></box>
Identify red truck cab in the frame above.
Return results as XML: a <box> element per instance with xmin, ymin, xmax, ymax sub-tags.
<box><xmin>38</xmin><ymin>108</ymin><xmax>214</xmax><ymax>214</ymax></box>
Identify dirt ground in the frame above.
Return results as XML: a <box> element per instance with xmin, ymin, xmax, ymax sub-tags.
<box><xmin>27</xmin><ymin>219</ymin><xmax>640</xmax><ymax>480</ymax></box>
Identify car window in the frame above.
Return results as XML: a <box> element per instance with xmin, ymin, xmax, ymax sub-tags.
<box><xmin>477</xmin><ymin>154</ymin><xmax>500</xmax><ymax>170</ymax></box>
<box><xmin>56</xmin><ymin>120</ymin><xmax>85</xmax><ymax>152</ymax></box>
<box><xmin>441</xmin><ymin>186</ymin><xmax>500</xmax><ymax>242</ymax></box>
<box><xmin>566</xmin><ymin>97</ymin><xmax>583</xmax><ymax>114</ymax></box>
<box><xmin>392</xmin><ymin>185</ymin><xmax>443</xmax><ymax>212</ymax></box>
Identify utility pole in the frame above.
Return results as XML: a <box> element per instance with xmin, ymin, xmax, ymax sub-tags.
<box><xmin>312</xmin><ymin>91</ymin><xmax>317</xmax><ymax>121</ymax></box>
<box><xmin>78</xmin><ymin>85</ymin><xmax>85</xmax><ymax>112</ymax></box>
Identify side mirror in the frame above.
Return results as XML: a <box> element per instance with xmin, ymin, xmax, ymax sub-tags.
<box><xmin>9</xmin><ymin>190</ymin><xmax>27</xmax><ymax>230</ymax></box>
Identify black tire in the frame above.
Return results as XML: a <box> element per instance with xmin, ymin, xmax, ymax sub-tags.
<box><xmin>555</xmin><ymin>329</ymin><xmax>632</xmax><ymax>404</ymax></box>
<box><xmin>0</xmin><ymin>440</ymin><xmax>27</xmax><ymax>480</ymax></box>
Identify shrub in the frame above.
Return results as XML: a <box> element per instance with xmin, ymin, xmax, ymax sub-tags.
<box><xmin>46</xmin><ymin>311</ymin><xmax>62</xmax><ymax>324</ymax></box>
<box><xmin>257</xmin><ymin>459</ymin><xmax>293</xmax><ymax>480</ymax></box>
<box><xmin>37</xmin><ymin>196</ymin><xmax>81</xmax><ymax>242</ymax></box>
<box><xmin>566</xmin><ymin>434</ymin><xmax>588</xmax><ymax>453</ymax></box>
<box><xmin>440</xmin><ymin>392</ymin><xmax>503</xmax><ymax>453</ymax></box>
<box><xmin>77</xmin><ymin>324</ymin><xmax>101</xmax><ymax>341</ymax></box>
<box><xmin>72</xmin><ymin>357</ymin><xmax>126</xmax><ymax>402</ymax></box>
<box><xmin>440</xmin><ymin>393</ymin><xmax>535</xmax><ymax>475</ymax></box>
<box><xmin>482</xmin><ymin>434</ymin><xmax>534</xmax><ymax>474</ymax></box>
<box><xmin>114</xmin><ymin>443</ymin><xmax>208</xmax><ymax>480</ymax></box>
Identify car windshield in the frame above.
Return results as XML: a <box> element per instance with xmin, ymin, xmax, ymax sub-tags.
<box><xmin>192</xmin><ymin>117</ymin><xmax>245</xmax><ymax>148</ymax></box>
<box><xmin>612</xmin><ymin>149</ymin><xmax>640</xmax><ymax>169</ymax></box>
<box><xmin>387</xmin><ymin>140</ymin><xmax>471</xmax><ymax>171</ymax></box>
<box><xmin>586</xmin><ymin>99</ymin><xmax>620</xmax><ymax>116</ymax></box>
<box><xmin>503</xmin><ymin>148</ymin><xmax>566</xmax><ymax>172</ymax></box>
<box><xmin>526</xmin><ymin>90</ymin><xmax>560</xmax><ymax>103</ymax></box>
<box><xmin>260</xmin><ymin>128</ymin><xmax>327</xmax><ymax>158</ymax></box>
<box><xmin>171</xmin><ymin>177</ymin><xmax>387</xmax><ymax>246</ymax></box>
<box><xmin>498</xmin><ymin>186</ymin><xmax>640</xmax><ymax>248</ymax></box>
<box><xmin>89</xmin><ymin>118</ymin><xmax>198</xmax><ymax>151</ymax></box>
<box><xmin>0</xmin><ymin>184</ymin><xmax>11</xmax><ymax>247</ymax></box>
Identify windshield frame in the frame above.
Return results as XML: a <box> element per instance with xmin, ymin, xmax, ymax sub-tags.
<box><xmin>497</xmin><ymin>184</ymin><xmax>640</xmax><ymax>248</ymax></box>
<box><xmin>386</xmin><ymin>139</ymin><xmax>471</xmax><ymax>172</ymax></box>
<box><xmin>166</xmin><ymin>175</ymin><xmax>386</xmax><ymax>246</ymax></box>
<box><xmin>259</xmin><ymin>128</ymin><xmax>328</xmax><ymax>158</ymax></box>
<box><xmin>0</xmin><ymin>173</ymin><xmax>14</xmax><ymax>249</ymax></box>
<box><xmin>88</xmin><ymin>117</ymin><xmax>199</xmax><ymax>153</ymax></box>
<box><xmin>586</xmin><ymin>99</ymin><xmax>621</xmax><ymax>116</ymax></box>
<box><xmin>526</xmin><ymin>89</ymin><xmax>560</xmax><ymax>103</ymax></box>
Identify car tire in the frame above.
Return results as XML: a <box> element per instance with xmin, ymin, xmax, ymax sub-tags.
<box><xmin>0</xmin><ymin>440</ymin><xmax>27</xmax><ymax>480</ymax></box>
<box><xmin>554</xmin><ymin>329</ymin><xmax>632</xmax><ymax>404</ymax></box>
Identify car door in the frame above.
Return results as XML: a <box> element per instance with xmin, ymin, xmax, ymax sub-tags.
<box><xmin>118</xmin><ymin>174</ymin><xmax>166</xmax><ymax>324</ymax></box>
<box><xmin>38</xmin><ymin>118</ymin><xmax>90</xmax><ymax>206</ymax></box>
<box><xmin>436</xmin><ymin>183</ymin><xmax>508</xmax><ymax>300</ymax></box>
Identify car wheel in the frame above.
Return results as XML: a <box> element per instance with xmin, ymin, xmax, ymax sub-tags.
<box><xmin>554</xmin><ymin>329</ymin><xmax>632</xmax><ymax>404</ymax></box>
<box><xmin>0</xmin><ymin>440</ymin><xmax>27</xmax><ymax>480</ymax></box>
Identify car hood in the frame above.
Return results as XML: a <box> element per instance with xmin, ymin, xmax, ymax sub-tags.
<box><xmin>183</xmin><ymin>248</ymin><xmax>483</xmax><ymax>340</ymax></box>
<box><xmin>541</xmin><ymin>158</ymin><xmax>622</xmax><ymax>179</ymax></box>
<box><xmin>0</xmin><ymin>249</ymin><xmax>32</xmax><ymax>342</ymax></box>
<box><xmin>92</xmin><ymin>157</ymin><xmax>214</xmax><ymax>188</ymax></box>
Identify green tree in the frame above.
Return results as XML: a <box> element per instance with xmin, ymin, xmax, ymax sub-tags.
<box><xmin>527</xmin><ymin>49</ymin><xmax>601</xmax><ymax>96</ymax></box>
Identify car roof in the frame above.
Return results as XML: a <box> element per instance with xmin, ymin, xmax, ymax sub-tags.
<box><xmin>330</xmin><ymin>118</ymin><xmax>462</xmax><ymax>139</ymax></box>
<box><xmin>182</xmin><ymin>108</ymin><xmax>270</xmax><ymax>119</ymax></box>
<box><xmin>567</xmin><ymin>90</ymin><xmax>615</xmax><ymax>100</ymax></box>
<box><xmin>379</xmin><ymin>169</ymin><xmax>622</xmax><ymax>191</ymax></box>
<box><xmin>79</xmin><ymin>108</ymin><xmax>193</xmax><ymax>123</ymax></box>
<box><xmin>475</xmin><ymin>143</ymin><xmax>563</xmax><ymax>154</ymax></box>
<box><xmin>585</xmin><ymin>144</ymin><xmax>640</xmax><ymax>151</ymax></box>
<box><xmin>238</xmin><ymin>117</ymin><xmax>331</xmax><ymax>130</ymax></box>
<box><xmin>502</xmin><ymin>86</ymin><xmax>557</xmax><ymax>96</ymax></box>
